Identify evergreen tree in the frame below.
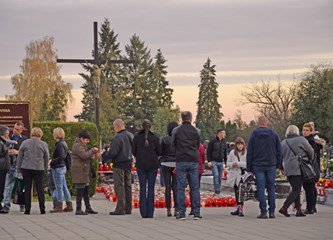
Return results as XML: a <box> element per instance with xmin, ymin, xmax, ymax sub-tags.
<box><xmin>195</xmin><ymin>58</ymin><xmax>223</xmax><ymax>140</ymax></box>
<box><xmin>151</xmin><ymin>49</ymin><xmax>174</xmax><ymax>109</ymax></box>
<box><xmin>152</xmin><ymin>106</ymin><xmax>180</xmax><ymax>137</ymax></box>
<box><xmin>292</xmin><ymin>64</ymin><xmax>333</xmax><ymax>142</ymax></box>
<box><xmin>121</xmin><ymin>34</ymin><xmax>154</xmax><ymax>128</ymax></box>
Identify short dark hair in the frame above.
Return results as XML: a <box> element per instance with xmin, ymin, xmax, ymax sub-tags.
<box><xmin>79</xmin><ymin>130</ymin><xmax>92</xmax><ymax>139</ymax></box>
<box><xmin>181</xmin><ymin>111</ymin><xmax>192</xmax><ymax>122</ymax></box>
<box><xmin>216</xmin><ymin>128</ymin><xmax>224</xmax><ymax>134</ymax></box>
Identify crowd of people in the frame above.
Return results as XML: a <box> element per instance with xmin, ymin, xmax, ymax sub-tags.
<box><xmin>0</xmin><ymin>114</ymin><xmax>327</xmax><ymax>220</ymax></box>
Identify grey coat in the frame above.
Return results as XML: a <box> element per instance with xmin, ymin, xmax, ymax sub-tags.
<box><xmin>17</xmin><ymin>137</ymin><xmax>49</xmax><ymax>172</ymax></box>
<box><xmin>281</xmin><ymin>134</ymin><xmax>314</xmax><ymax>176</ymax></box>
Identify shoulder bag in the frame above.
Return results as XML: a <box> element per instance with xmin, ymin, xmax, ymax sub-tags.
<box><xmin>285</xmin><ymin>140</ymin><xmax>319</xmax><ymax>182</ymax></box>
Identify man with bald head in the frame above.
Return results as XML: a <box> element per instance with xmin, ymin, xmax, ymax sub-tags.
<box><xmin>246</xmin><ymin>116</ymin><xmax>282</xmax><ymax>219</ymax></box>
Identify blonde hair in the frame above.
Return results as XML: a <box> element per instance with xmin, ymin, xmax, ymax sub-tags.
<box><xmin>31</xmin><ymin>127</ymin><xmax>43</xmax><ymax>138</ymax></box>
<box><xmin>53</xmin><ymin>127</ymin><xmax>65</xmax><ymax>140</ymax></box>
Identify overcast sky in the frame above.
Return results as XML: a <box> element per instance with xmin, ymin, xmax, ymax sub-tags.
<box><xmin>1</xmin><ymin>0</ymin><xmax>332</xmax><ymax>120</ymax></box>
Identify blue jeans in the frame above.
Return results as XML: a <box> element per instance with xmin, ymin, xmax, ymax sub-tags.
<box><xmin>176</xmin><ymin>162</ymin><xmax>200</xmax><ymax>217</ymax></box>
<box><xmin>52</xmin><ymin>166</ymin><xmax>71</xmax><ymax>203</ymax></box>
<box><xmin>253</xmin><ymin>165</ymin><xmax>276</xmax><ymax>214</ymax></box>
<box><xmin>3</xmin><ymin>165</ymin><xmax>24</xmax><ymax>209</ymax></box>
<box><xmin>211</xmin><ymin>161</ymin><xmax>223</xmax><ymax>194</ymax></box>
<box><xmin>137</xmin><ymin>168</ymin><xmax>158</xmax><ymax>218</ymax></box>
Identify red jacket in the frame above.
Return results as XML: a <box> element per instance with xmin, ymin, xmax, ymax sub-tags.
<box><xmin>198</xmin><ymin>143</ymin><xmax>205</xmax><ymax>175</ymax></box>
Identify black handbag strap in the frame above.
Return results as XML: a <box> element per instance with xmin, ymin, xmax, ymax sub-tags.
<box><xmin>285</xmin><ymin>140</ymin><xmax>298</xmax><ymax>157</ymax></box>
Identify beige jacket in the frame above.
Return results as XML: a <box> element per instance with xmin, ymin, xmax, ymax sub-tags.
<box><xmin>71</xmin><ymin>139</ymin><xmax>96</xmax><ymax>184</ymax></box>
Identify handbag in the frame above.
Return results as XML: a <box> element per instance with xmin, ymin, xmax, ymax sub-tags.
<box><xmin>12</xmin><ymin>177</ymin><xmax>25</xmax><ymax>205</ymax></box>
<box><xmin>285</xmin><ymin>140</ymin><xmax>320</xmax><ymax>182</ymax></box>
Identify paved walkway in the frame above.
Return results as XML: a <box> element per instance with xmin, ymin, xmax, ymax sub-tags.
<box><xmin>1</xmin><ymin>192</ymin><xmax>333</xmax><ymax>240</ymax></box>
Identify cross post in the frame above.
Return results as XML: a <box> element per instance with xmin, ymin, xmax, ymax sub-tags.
<box><xmin>57</xmin><ymin>21</ymin><xmax>134</xmax><ymax>131</ymax></box>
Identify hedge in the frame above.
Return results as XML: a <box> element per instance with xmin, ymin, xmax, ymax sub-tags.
<box><xmin>33</xmin><ymin>121</ymin><xmax>99</xmax><ymax>196</ymax></box>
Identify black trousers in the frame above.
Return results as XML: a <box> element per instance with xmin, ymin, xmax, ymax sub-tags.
<box><xmin>162</xmin><ymin>165</ymin><xmax>178</xmax><ymax>209</ymax></box>
<box><xmin>234</xmin><ymin>184</ymin><xmax>242</xmax><ymax>204</ymax></box>
<box><xmin>0</xmin><ymin>169</ymin><xmax>7</xmax><ymax>207</ymax></box>
<box><xmin>303</xmin><ymin>181</ymin><xmax>317</xmax><ymax>211</ymax></box>
<box><xmin>284</xmin><ymin>175</ymin><xmax>303</xmax><ymax>208</ymax></box>
<box><xmin>22</xmin><ymin>169</ymin><xmax>45</xmax><ymax>212</ymax></box>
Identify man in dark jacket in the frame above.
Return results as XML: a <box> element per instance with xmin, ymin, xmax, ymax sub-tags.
<box><xmin>207</xmin><ymin>129</ymin><xmax>227</xmax><ymax>195</ymax></box>
<box><xmin>0</xmin><ymin>121</ymin><xmax>27</xmax><ymax>214</ymax></box>
<box><xmin>171</xmin><ymin>111</ymin><xmax>201</xmax><ymax>220</ymax></box>
<box><xmin>246</xmin><ymin>116</ymin><xmax>282</xmax><ymax>219</ymax></box>
<box><xmin>106</xmin><ymin>119</ymin><xmax>134</xmax><ymax>215</ymax></box>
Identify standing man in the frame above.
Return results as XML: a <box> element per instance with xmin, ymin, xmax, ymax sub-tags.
<box><xmin>106</xmin><ymin>119</ymin><xmax>134</xmax><ymax>215</ymax></box>
<box><xmin>171</xmin><ymin>111</ymin><xmax>201</xmax><ymax>220</ymax></box>
<box><xmin>0</xmin><ymin>121</ymin><xmax>27</xmax><ymax>214</ymax></box>
<box><xmin>207</xmin><ymin>129</ymin><xmax>227</xmax><ymax>196</ymax></box>
<box><xmin>246</xmin><ymin>116</ymin><xmax>282</xmax><ymax>219</ymax></box>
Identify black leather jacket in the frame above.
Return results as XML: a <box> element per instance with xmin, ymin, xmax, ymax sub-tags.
<box><xmin>50</xmin><ymin>140</ymin><xmax>68</xmax><ymax>169</ymax></box>
<box><xmin>207</xmin><ymin>137</ymin><xmax>227</xmax><ymax>163</ymax></box>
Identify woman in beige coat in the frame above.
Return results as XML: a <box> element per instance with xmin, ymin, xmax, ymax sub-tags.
<box><xmin>71</xmin><ymin>130</ymin><xmax>99</xmax><ymax>215</ymax></box>
<box><xmin>226</xmin><ymin>137</ymin><xmax>247</xmax><ymax>217</ymax></box>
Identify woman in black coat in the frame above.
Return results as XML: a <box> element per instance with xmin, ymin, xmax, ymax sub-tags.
<box><xmin>132</xmin><ymin>119</ymin><xmax>161</xmax><ymax>218</ymax></box>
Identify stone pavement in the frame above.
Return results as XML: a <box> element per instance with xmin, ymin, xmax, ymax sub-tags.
<box><xmin>1</xmin><ymin>192</ymin><xmax>333</xmax><ymax>240</ymax></box>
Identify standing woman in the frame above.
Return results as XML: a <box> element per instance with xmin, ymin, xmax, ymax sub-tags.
<box><xmin>17</xmin><ymin>127</ymin><xmax>49</xmax><ymax>215</ymax></box>
<box><xmin>302</xmin><ymin>122</ymin><xmax>321</xmax><ymax>214</ymax></box>
<box><xmin>0</xmin><ymin>126</ymin><xmax>11</xmax><ymax>212</ymax></box>
<box><xmin>279</xmin><ymin>125</ymin><xmax>313</xmax><ymax>217</ymax></box>
<box><xmin>227</xmin><ymin>137</ymin><xmax>247</xmax><ymax>217</ymax></box>
<box><xmin>160</xmin><ymin>122</ymin><xmax>178</xmax><ymax>217</ymax></box>
<box><xmin>49</xmin><ymin>127</ymin><xmax>73</xmax><ymax>213</ymax></box>
<box><xmin>132</xmin><ymin>119</ymin><xmax>161</xmax><ymax>218</ymax></box>
<box><xmin>71</xmin><ymin>130</ymin><xmax>99</xmax><ymax>215</ymax></box>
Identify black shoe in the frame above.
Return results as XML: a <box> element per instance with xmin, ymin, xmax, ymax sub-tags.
<box><xmin>76</xmin><ymin>210</ymin><xmax>88</xmax><ymax>215</ymax></box>
<box><xmin>176</xmin><ymin>215</ymin><xmax>186</xmax><ymax>220</ymax></box>
<box><xmin>313</xmin><ymin>208</ymin><xmax>317</xmax><ymax>213</ymax></box>
<box><xmin>109</xmin><ymin>211</ymin><xmax>125</xmax><ymax>215</ymax></box>
<box><xmin>125</xmin><ymin>211</ymin><xmax>132</xmax><ymax>215</ymax></box>
<box><xmin>189</xmin><ymin>211</ymin><xmax>194</xmax><ymax>215</ymax></box>
<box><xmin>269</xmin><ymin>213</ymin><xmax>275</xmax><ymax>219</ymax></box>
<box><xmin>0</xmin><ymin>208</ymin><xmax>9</xmax><ymax>214</ymax></box>
<box><xmin>230</xmin><ymin>209</ymin><xmax>240</xmax><ymax>216</ymax></box>
<box><xmin>194</xmin><ymin>215</ymin><xmax>202</xmax><ymax>220</ymax></box>
<box><xmin>85</xmin><ymin>208</ymin><xmax>98</xmax><ymax>214</ymax></box>
<box><xmin>40</xmin><ymin>209</ymin><xmax>46</xmax><ymax>215</ymax></box>
<box><xmin>304</xmin><ymin>209</ymin><xmax>314</xmax><ymax>215</ymax></box>
<box><xmin>24</xmin><ymin>210</ymin><xmax>30</xmax><ymax>215</ymax></box>
<box><xmin>257</xmin><ymin>213</ymin><xmax>268</xmax><ymax>219</ymax></box>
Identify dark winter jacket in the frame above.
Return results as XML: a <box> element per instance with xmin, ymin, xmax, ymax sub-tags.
<box><xmin>9</xmin><ymin>134</ymin><xmax>27</xmax><ymax>166</ymax></box>
<box><xmin>171</xmin><ymin>122</ymin><xmax>200</xmax><ymax>163</ymax></box>
<box><xmin>305</xmin><ymin>134</ymin><xmax>322</xmax><ymax>169</ymax></box>
<box><xmin>246</xmin><ymin>127</ymin><xmax>282</xmax><ymax>171</ymax></box>
<box><xmin>50</xmin><ymin>140</ymin><xmax>68</xmax><ymax>169</ymax></box>
<box><xmin>106</xmin><ymin>129</ymin><xmax>134</xmax><ymax>169</ymax></box>
<box><xmin>206</xmin><ymin>137</ymin><xmax>227</xmax><ymax>164</ymax></box>
<box><xmin>0</xmin><ymin>137</ymin><xmax>10</xmax><ymax>171</ymax></box>
<box><xmin>132</xmin><ymin>130</ymin><xmax>161</xmax><ymax>170</ymax></box>
<box><xmin>160</xmin><ymin>135</ymin><xmax>176</xmax><ymax>163</ymax></box>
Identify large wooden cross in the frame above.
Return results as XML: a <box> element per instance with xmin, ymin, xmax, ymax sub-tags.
<box><xmin>57</xmin><ymin>21</ymin><xmax>134</xmax><ymax>130</ymax></box>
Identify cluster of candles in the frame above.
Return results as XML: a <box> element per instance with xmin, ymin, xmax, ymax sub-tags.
<box><xmin>96</xmin><ymin>184</ymin><xmax>237</xmax><ymax>208</ymax></box>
